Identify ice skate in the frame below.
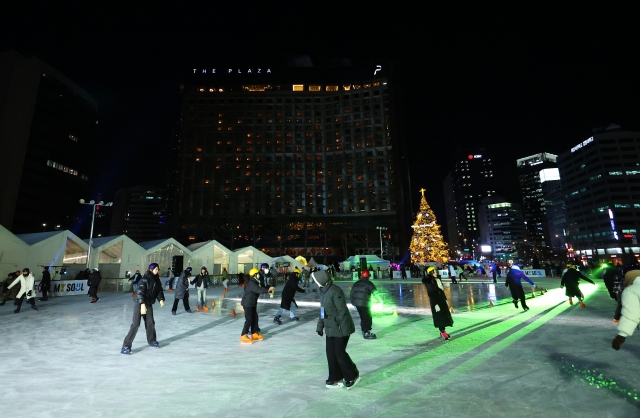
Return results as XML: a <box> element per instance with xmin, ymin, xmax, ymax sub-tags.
<box><xmin>185</xmin><ymin>309</ymin><xmax>193</xmax><ymax>313</ymax></box>
<box><xmin>13</xmin><ymin>308</ymin><xmax>19</xmax><ymax>313</ymax></box>
<box><xmin>195</xmin><ymin>306</ymin><xmax>200</xmax><ymax>312</ymax></box>
<box><xmin>171</xmin><ymin>311</ymin><xmax>177</xmax><ymax>315</ymax></box>
<box><xmin>251</xmin><ymin>332</ymin><xmax>263</xmax><ymax>341</ymax></box>
<box><xmin>224</xmin><ymin>288</ymin><xmax>228</xmax><ymax>292</ymax></box>
<box><xmin>273</xmin><ymin>315</ymin><xmax>282</xmax><ymax>325</ymax></box>
<box><xmin>203</xmin><ymin>306</ymin><xmax>209</xmax><ymax>312</ymax></box>
<box><xmin>568</xmin><ymin>298</ymin><xmax>573</xmax><ymax>305</ymax></box>
<box><xmin>120</xmin><ymin>347</ymin><xmax>131</xmax><ymax>355</ymax></box>
<box><xmin>523</xmin><ymin>307</ymin><xmax>530</xmax><ymax>312</ymax></box>
<box><xmin>614</xmin><ymin>318</ymin><xmax>619</xmax><ymax>323</ymax></box>
<box><xmin>131</xmin><ymin>293</ymin><xmax>136</xmax><ymax>297</ymax></box>
<box><xmin>363</xmin><ymin>331</ymin><xmax>377</xmax><ymax>339</ymax></box>
<box><xmin>440</xmin><ymin>330</ymin><xmax>450</xmax><ymax>340</ymax></box>
<box><xmin>325</xmin><ymin>380</ymin><xmax>344</xmax><ymax>389</ymax></box>
<box><xmin>346</xmin><ymin>375</ymin><xmax>361</xmax><ymax>390</ymax></box>
<box><xmin>149</xmin><ymin>341</ymin><xmax>159</xmax><ymax>348</ymax></box>
<box><xmin>289</xmin><ymin>317</ymin><xmax>299</xmax><ymax>322</ymax></box>
<box><xmin>513</xmin><ymin>299</ymin><xmax>519</xmax><ymax>309</ymax></box>
<box><xmin>31</xmin><ymin>304</ymin><xmax>38</xmax><ymax>310</ymax></box>
<box><xmin>240</xmin><ymin>334</ymin><xmax>252</xmax><ymax>344</ymax></box>
<box><xmin>579</xmin><ymin>301</ymin><xmax>586</xmax><ymax>308</ymax></box>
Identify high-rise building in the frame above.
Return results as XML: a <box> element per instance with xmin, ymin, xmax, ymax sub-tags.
<box><xmin>110</xmin><ymin>187</ymin><xmax>166</xmax><ymax>242</ymax></box>
<box><xmin>540</xmin><ymin>169</ymin><xmax>566</xmax><ymax>251</ymax></box>
<box><xmin>558</xmin><ymin>126</ymin><xmax>640</xmax><ymax>262</ymax></box>
<box><xmin>0</xmin><ymin>51</ymin><xmax>98</xmax><ymax>234</ymax></box>
<box><xmin>170</xmin><ymin>62</ymin><xmax>412</xmax><ymax>256</ymax></box>
<box><xmin>478</xmin><ymin>197</ymin><xmax>526</xmax><ymax>260</ymax></box>
<box><xmin>443</xmin><ymin>150</ymin><xmax>497</xmax><ymax>257</ymax></box>
<box><xmin>516</xmin><ymin>152</ymin><xmax>558</xmax><ymax>253</ymax></box>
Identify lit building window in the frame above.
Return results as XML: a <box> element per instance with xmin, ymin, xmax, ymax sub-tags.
<box><xmin>209</xmin><ymin>88</ymin><xmax>215</xmax><ymax>92</ymax></box>
<box><xmin>309</xmin><ymin>85</ymin><xmax>321</xmax><ymax>91</ymax></box>
<box><xmin>196</xmin><ymin>148</ymin><xmax>203</xmax><ymax>152</ymax></box>
<box><xmin>69</xmin><ymin>134</ymin><xmax>78</xmax><ymax>142</ymax></box>
<box><xmin>204</xmin><ymin>179</ymin><xmax>210</xmax><ymax>184</ymax></box>
<box><xmin>195</xmin><ymin>158</ymin><xmax>201</xmax><ymax>162</ymax></box>
<box><xmin>326</xmin><ymin>86</ymin><xmax>339</xmax><ymax>91</ymax></box>
<box><xmin>198</xmin><ymin>88</ymin><xmax>205</xmax><ymax>92</ymax></box>
<box><xmin>293</xmin><ymin>85</ymin><xmax>304</xmax><ymax>91</ymax></box>
<box><xmin>343</xmin><ymin>85</ymin><xmax>351</xmax><ymax>91</ymax></box>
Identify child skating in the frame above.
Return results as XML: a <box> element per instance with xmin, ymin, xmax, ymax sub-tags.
<box><xmin>274</xmin><ymin>269</ymin><xmax>305</xmax><ymax>324</ymax></box>
<box><xmin>505</xmin><ymin>264</ymin><xmax>535</xmax><ymax>311</ymax></box>
<box><xmin>349</xmin><ymin>269</ymin><xmax>379</xmax><ymax>339</ymax></box>
<box><xmin>241</xmin><ymin>268</ymin><xmax>275</xmax><ymax>343</ymax></box>
<box><xmin>561</xmin><ymin>264</ymin><xmax>594</xmax><ymax>307</ymax></box>
<box><xmin>422</xmin><ymin>266</ymin><xmax>453</xmax><ymax>340</ymax></box>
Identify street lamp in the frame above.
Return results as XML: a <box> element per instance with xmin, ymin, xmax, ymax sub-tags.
<box><xmin>376</xmin><ymin>226</ymin><xmax>388</xmax><ymax>259</ymax></box>
<box><xmin>42</xmin><ymin>223</ymin><xmax>46</xmax><ymax>232</ymax></box>
<box><xmin>80</xmin><ymin>199</ymin><xmax>113</xmax><ymax>268</ymax></box>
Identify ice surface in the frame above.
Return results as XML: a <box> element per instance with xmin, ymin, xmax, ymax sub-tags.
<box><xmin>0</xmin><ymin>277</ymin><xmax>638</xmax><ymax>417</ymax></box>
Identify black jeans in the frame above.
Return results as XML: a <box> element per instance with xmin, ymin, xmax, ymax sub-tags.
<box><xmin>41</xmin><ymin>284</ymin><xmax>49</xmax><ymax>300</ymax></box>
<box><xmin>241</xmin><ymin>306</ymin><xmax>259</xmax><ymax>335</ymax></box>
<box><xmin>355</xmin><ymin>306</ymin><xmax>373</xmax><ymax>332</ymax></box>
<box><xmin>326</xmin><ymin>335</ymin><xmax>358</xmax><ymax>382</ymax></box>
<box><xmin>90</xmin><ymin>286</ymin><xmax>99</xmax><ymax>299</ymax></box>
<box><xmin>172</xmin><ymin>297</ymin><xmax>191</xmax><ymax>312</ymax></box>
<box><xmin>15</xmin><ymin>295</ymin><xmax>36</xmax><ymax>310</ymax></box>
<box><xmin>123</xmin><ymin>302</ymin><xmax>156</xmax><ymax>347</ymax></box>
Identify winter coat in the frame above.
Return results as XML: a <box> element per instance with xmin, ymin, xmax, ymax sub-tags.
<box><xmin>88</xmin><ymin>271</ymin><xmax>101</xmax><ymax>289</ymax></box>
<box><xmin>561</xmin><ymin>269</ymin><xmax>594</xmax><ymax>298</ymax></box>
<box><xmin>41</xmin><ymin>270</ymin><xmax>51</xmax><ymax>289</ymax></box>
<box><xmin>130</xmin><ymin>273</ymin><xmax>142</xmax><ymax>284</ymax></box>
<box><xmin>603</xmin><ymin>267</ymin><xmax>618</xmax><ymax>299</ymax></box>
<box><xmin>259</xmin><ymin>270</ymin><xmax>272</xmax><ymax>288</ymax></box>
<box><xmin>280</xmin><ymin>274</ymin><xmax>305</xmax><ymax>310</ymax></box>
<box><xmin>2</xmin><ymin>276</ymin><xmax>19</xmax><ymax>299</ymax></box>
<box><xmin>618</xmin><ymin>279</ymin><xmax>640</xmax><ymax>337</ymax></box>
<box><xmin>505</xmin><ymin>269</ymin><xmax>534</xmax><ymax>299</ymax></box>
<box><xmin>422</xmin><ymin>275</ymin><xmax>454</xmax><ymax>329</ymax></box>
<box><xmin>8</xmin><ymin>273</ymin><xmax>36</xmax><ymax>300</ymax></box>
<box><xmin>316</xmin><ymin>281</ymin><xmax>356</xmax><ymax>338</ymax></box>
<box><xmin>349</xmin><ymin>279</ymin><xmax>377</xmax><ymax>308</ymax></box>
<box><xmin>241</xmin><ymin>277</ymin><xmax>270</xmax><ymax>308</ymax></box>
<box><xmin>191</xmin><ymin>274</ymin><xmax>210</xmax><ymax>289</ymax></box>
<box><xmin>135</xmin><ymin>271</ymin><xmax>165</xmax><ymax>305</ymax></box>
<box><xmin>174</xmin><ymin>271</ymin><xmax>191</xmax><ymax>299</ymax></box>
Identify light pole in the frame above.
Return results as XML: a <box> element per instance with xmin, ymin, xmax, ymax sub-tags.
<box><xmin>376</xmin><ymin>226</ymin><xmax>388</xmax><ymax>259</ymax></box>
<box><xmin>42</xmin><ymin>223</ymin><xmax>46</xmax><ymax>232</ymax></box>
<box><xmin>80</xmin><ymin>199</ymin><xmax>113</xmax><ymax>269</ymax></box>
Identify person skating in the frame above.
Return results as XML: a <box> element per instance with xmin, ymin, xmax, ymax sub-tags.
<box><xmin>457</xmin><ymin>265</ymin><xmax>469</xmax><ymax>282</ymax></box>
<box><xmin>350</xmin><ymin>269</ymin><xmax>379</xmax><ymax>339</ymax></box>
<box><xmin>274</xmin><ymin>268</ymin><xmax>305</xmax><ymax>324</ymax></box>
<box><xmin>166</xmin><ymin>268</ymin><xmax>174</xmax><ymax>291</ymax></box>
<box><xmin>505</xmin><ymin>264</ymin><xmax>535</xmax><ymax>311</ymax></box>
<box><xmin>191</xmin><ymin>266</ymin><xmax>210</xmax><ymax>312</ymax></box>
<box><xmin>221</xmin><ymin>267</ymin><xmax>229</xmax><ymax>292</ymax></box>
<box><xmin>172</xmin><ymin>267</ymin><xmax>193</xmax><ymax>315</ymax></box>
<box><xmin>8</xmin><ymin>268</ymin><xmax>38</xmax><ymax>313</ymax></box>
<box><xmin>1</xmin><ymin>272</ymin><xmax>20</xmax><ymax>306</ymax></box>
<box><xmin>240</xmin><ymin>268</ymin><xmax>275</xmax><ymax>343</ymax></box>
<box><xmin>561</xmin><ymin>264</ymin><xmax>595</xmax><ymax>307</ymax></box>
<box><xmin>129</xmin><ymin>269</ymin><xmax>143</xmax><ymax>297</ymax></box>
<box><xmin>448</xmin><ymin>264</ymin><xmax>458</xmax><ymax>284</ymax></box>
<box><xmin>39</xmin><ymin>267</ymin><xmax>51</xmax><ymax>301</ymax></box>
<box><xmin>121</xmin><ymin>263</ymin><xmax>165</xmax><ymax>354</ymax></box>
<box><xmin>313</xmin><ymin>269</ymin><xmax>360</xmax><ymax>389</ymax></box>
<box><xmin>612</xmin><ymin>263</ymin><xmax>640</xmax><ymax>351</ymax></box>
<box><xmin>602</xmin><ymin>262</ymin><xmax>618</xmax><ymax>300</ymax></box>
<box><xmin>490</xmin><ymin>261</ymin><xmax>498</xmax><ymax>284</ymax></box>
<box><xmin>88</xmin><ymin>268</ymin><xmax>101</xmax><ymax>303</ymax></box>
<box><xmin>258</xmin><ymin>263</ymin><xmax>272</xmax><ymax>288</ymax></box>
<box><xmin>422</xmin><ymin>266</ymin><xmax>454</xmax><ymax>340</ymax></box>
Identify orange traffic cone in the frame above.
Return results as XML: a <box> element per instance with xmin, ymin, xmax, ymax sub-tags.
<box><xmin>230</xmin><ymin>309</ymin><xmax>236</xmax><ymax>317</ymax></box>
<box><xmin>489</xmin><ymin>300</ymin><xmax>494</xmax><ymax>307</ymax></box>
<box><xmin>211</xmin><ymin>300</ymin><xmax>215</xmax><ymax>308</ymax></box>
<box><xmin>221</xmin><ymin>294</ymin><xmax>225</xmax><ymax>299</ymax></box>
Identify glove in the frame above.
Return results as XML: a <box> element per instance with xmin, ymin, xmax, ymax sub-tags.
<box><xmin>141</xmin><ymin>304</ymin><xmax>147</xmax><ymax>315</ymax></box>
<box><xmin>435</xmin><ymin>305</ymin><xmax>441</xmax><ymax>312</ymax></box>
<box><xmin>612</xmin><ymin>335</ymin><xmax>626</xmax><ymax>350</ymax></box>
<box><xmin>268</xmin><ymin>287</ymin><xmax>275</xmax><ymax>294</ymax></box>
<box><xmin>317</xmin><ymin>331</ymin><xmax>323</xmax><ymax>337</ymax></box>
<box><xmin>160</xmin><ymin>300</ymin><xmax>165</xmax><ymax>307</ymax></box>
<box><xmin>27</xmin><ymin>290</ymin><xmax>33</xmax><ymax>297</ymax></box>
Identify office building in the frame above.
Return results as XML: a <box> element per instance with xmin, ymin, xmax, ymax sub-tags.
<box><xmin>478</xmin><ymin>197</ymin><xmax>526</xmax><ymax>260</ymax></box>
<box><xmin>110</xmin><ymin>187</ymin><xmax>166</xmax><ymax>242</ymax></box>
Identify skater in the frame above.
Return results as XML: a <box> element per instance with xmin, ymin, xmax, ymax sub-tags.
<box><xmin>602</xmin><ymin>262</ymin><xmax>618</xmax><ymax>300</ymax></box>
<box><xmin>313</xmin><ymin>269</ymin><xmax>360</xmax><ymax>389</ymax></box>
<box><xmin>172</xmin><ymin>267</ymin><xmax>193</xmax><ymax>315</ymax></box>
<box><xmin>457</xmin><ymin>265</ymin><xmax>469</xmax><ymax>282</ymax></box>
<box><xmin>400</xmin><ymin>265</ymin><xmax>407</xmax><ymax>280</ymax></box>
<box><xmin>258</xmin><ymin>263</ymin><xmax>272</xmax><ymax>288</ymax></box>
<box><xmin>240</xmin><ymin>268</ymin><xmax>275</xmax><ymax>343</ymax></box>
<box><xmin>490</xmin><ymin>261</ymin><xmax>497</xmax><ymax>284</ymax></box>
<box><xmin>121</xmin><ymin>263</ymin><xmax>165</xmax><ymax>354</ymax></box>
<box><xmin>129</xmin><ymin>269</ymin><xmax>143</xmax><ymax>296</ymax></box>
<box><xmin>39</xmin><ymin>267</ymin><xmax>51</xmax><ymax>301</ymax></box>
<box><xmin>561</xmin><ymin>264</ymin><xmax>595</xmax><ymax>307</ymax></box>
<box><xmin>350</xmin><ymin>269</ymin><xmax>378</xmax><ymax>339</ymax></box>
<box><xmin>191</xmin><ymin>266</ymin><xmax>210</xmax><ymax>312</ymax></box>
<box><xmin>1</xmin><ymin>272</ymin><xmax>20</xmax><ymax>306</ymax></box>
<box><xmin>448</xmin><ymin>264</ymin><xmax>458</xmax><ymax>284</ymax></box>
<box><xmin>422</xmin><ymin>267</ymin><xmax>453</xmax><ymax>340</ymax></box>
<box><xmin>505</xmin><ymin>264</ymin><xmax>535</xmax><ymax>311</ymax></box>
<box><xmin>612</xmin><ymin>263</ymin><xmax>640</xmax><ymax>350</ymax></box>
<box><xmin>274</xmin><ymin>269</ymin><xmax>305</xmax><ymax>324</ymax></box>
<box><xmin>221</xmin><ymin>267</ymin><xmax>229</xmax><ymax>292</ymax></box>
<box><xmin>7</xmin><ymin>268</ymin><xmax>38</xmax><ymax>313</ymax></box>
<box><xmin>88</xmin><ymin>268</ymin><xmax>101</xmax><ymax>303</ymax></box>
<box><xmin>167</xmin><ymin>268</ymin><xmax>174</xmax><ymax>291</ymax></box>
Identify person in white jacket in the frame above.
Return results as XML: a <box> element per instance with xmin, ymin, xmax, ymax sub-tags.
<box><xmin>7</xmin><ymin>268</ymin><xmax>38</xmax><ymax>313</ymax></box>
<box><xmin>612</xmin><ymin>263</ymin><xmax>640</xmax><ymax>350</ymax></box>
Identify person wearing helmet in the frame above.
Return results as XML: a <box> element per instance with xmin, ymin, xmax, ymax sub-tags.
<box><xmin>350</xmin><ymin>269</ymin><xmax>379</xmax><ymax>339</ymax></box>
<box><xmin>172</xmin><ymin>267</ymin><xmax>193</xmax><ymax>315</ymax></box>
<box><xmin>505</xmin><ymin>264</ymin><xmax>535</xmax><ymax>311</ymax></box>
<box><xmin>274</xmin><ymin>269</ymin><xmax>305</xmax><ymax>324</ymax></box>
<box><xmin>259</xmin><ymin>263</ymin><xmax>272</xmax><ymax>288</ymax></box>
<box><xmin>240</xmin><ymin>268</ymin><xmax>275</xmax><ymax>343</ymax></box>
<box><xmin>561</xmin><ymin>263</ymin><xmax>595</xmax><ymax>308</ymax></box>
<box><xmin>7</xmin><ymin>268</ymin><xmax>38</xmax><ymax>313</ymax></box>
<box><xmin>190</xmin><ymin>266</ymin><xmax>211</xmax><ymax>312</ymax></box>
<box><xmin>422</xmin><ymin>266</ymin><xmax>453</xmax><ymax>340</ymax></box>
<box><xmin>88</xmin><ymin>268</ymin><xmax>102</xmax><ymax>303</ymax></box>
<box><xmin>128</xmin><ymin>269</ymin><xmax>143</xmax><ymax>297</ymax></box>
<box><xmin>612</xmin><ymin>263</ymin><xmax>640</xmax><ymax>350</ymax></box>
<box><xmin>121</xmin><ymin>263</ymin><xmax>165</xmax><ymax>354</ymax></box>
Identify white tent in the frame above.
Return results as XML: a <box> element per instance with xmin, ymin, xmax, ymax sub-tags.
<box><xmin>232</xmin><ymin>246</ymin><xmax>272</xmax><ymax>274</ymax></box>
<box><xmin>0</xmin><ymin>224</ymin><xmax>29</xmax><ymax>271</ymax></box>
<box><xmin>84</xmin><ymin>235</ymin><xmax>146</xmax><ymax>279</ymax></box>
<box><xmin>187</xmin><ymin>240</ymin><xmax>232</xmax><ymax>275</ymax></box>
<box><xmin>139</xmin><ymin>238</ymin><xmax>192</xmax><ymax>276</ymax></box>
<box><xmin>16</xmin><ymin>230</ymin><xmax>89</xmax><ymax>278</ymax></box>
<box><xmin>341</xmin><ymin>255</ymin><xmax>390</xmax><ymax>271</ymax></box>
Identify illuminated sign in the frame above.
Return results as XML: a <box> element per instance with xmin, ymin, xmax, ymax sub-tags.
<box><xmin>571</xmin><ymin>136</ymin><xmax>594</xmax><ymax>153</ymax></box>
<box><xmin>193</xmin><ymin>68</ymin><xmax>272</xmax><ymax>74</ymax></box>
<box><xmin>480</xmin><ymin>245</ymin><xmax>492</xmax><ymax>253</ymax></box>
<box><xmin>374</xmin><ymin>65</ymin><xmax>382</xmax><ymax>75</ymax></box>
<box><xmin>467</xmin><ymin>155</ymin><xmax>483</xmax><ymax>160</ymax></box>
<box><xmin>623</xmin><ymin>234</ymin><xmax>635</xmax><ymax>239</ymax></box>
<box><xmin>539</xmin><ymin>168</ymin><xmax>560</xmax><ymax>183</ymax></box>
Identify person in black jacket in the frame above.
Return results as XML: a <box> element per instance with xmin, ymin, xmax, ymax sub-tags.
<box><xmin>422</xmin><ymin>266</ymin><xmax>454</xmax><ymax>340</ymax></box>
<box><xmin>241</xmin><ymin>268</ymin><xmax>275</xmax><ymax>343</ymax></box>
<box><xmin>88</xmin><ymin>268</ymin><xmax>101</xmax><ymax>303</ymax></box>
<box><xmin>349</xmin><ymin>269</ymin><xmax>378</xmax><ymax>339</ymax></box>
<box><xmin>172</xmin><ymin>267</ymin><xmax>193</xmax><ymax>315</ymax></box>
<box><xmin>273</xmin><ymin>269</ymin><xmax>305</xmax><ymax>324</ymax></box>
<box><xmin>128</xmin><ymin>270</ymin><xmax>143</xmax><ymax>297</ymax></box>
<box><xmin>191</xmin><ymin>266</ymin><xmax>211</xmax><ymax>312</ymax></box>
<box><xmin>39</xmin><ymin>267</ymin><xmax>51</xmax><ymax>301</ymax></box>
<box><xmin>561</xmin><ymin>264</ymin><xmax>595</xmax><ymax>308</ymax></box>
<box><xmin>121</xmin><ymin>263</ymin><xmax>165</xmax><ymax>354</ymax></box>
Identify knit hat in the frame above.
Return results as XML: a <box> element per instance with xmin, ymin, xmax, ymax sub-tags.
<box><xmin>22</xmin><ymin>268</ymin><xmax>30</xmax><ymax>273</ymax></box>
<box><xmin>148</xmin><ymin>263</ymin><xmax>159</xmax><ymax>270</ymax></box>
<box><xmin>311</xmin><ymin>270</ymin><xmax>331</xmax><ymax>287</ymax></box>
<box><xmin>185</xmin><ymin>267</ymin><xmax>192</xmax><ymax>272</ymax></box>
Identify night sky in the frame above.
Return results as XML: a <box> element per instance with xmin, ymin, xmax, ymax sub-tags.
<box><xmin>3</xmin><ymin>3</ymin><xmax>640</xmax><ymax>231</ymax></box>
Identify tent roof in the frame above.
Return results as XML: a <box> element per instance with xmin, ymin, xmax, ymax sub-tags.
<box><xmin>138</xmin><ymin>239</ymin><xmax>169</xmax><ymax>250</ymax></box>
<box><xmin>0</xmin><ymin>224</ymin><xmax>29</xmax><ymax>247</ymax></box>
<box><xmin>187</xmin><ymin>240</ymin><xmax>231</xmax><ymax>254</ymax></box>
<box><xmin>16</xmin><ymin>231</ymin><xmax>64</xmax><ymax>245</ymax></box>
<box><xmin>138</xmin><ymin>238</ymin><xmax>191</xmax><ymax>254</ymax></box>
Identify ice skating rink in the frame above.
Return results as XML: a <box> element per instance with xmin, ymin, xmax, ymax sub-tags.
<box><xmin>1</xmin><ymin>278</ymin><xmax>638</xmax><ymax>418</ymax></box>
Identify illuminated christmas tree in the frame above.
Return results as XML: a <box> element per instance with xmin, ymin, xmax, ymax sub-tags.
<box><xmin>409</xmin><ymin>188</ymin><xmax>449</xmax><ymax>263</ymax></box>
